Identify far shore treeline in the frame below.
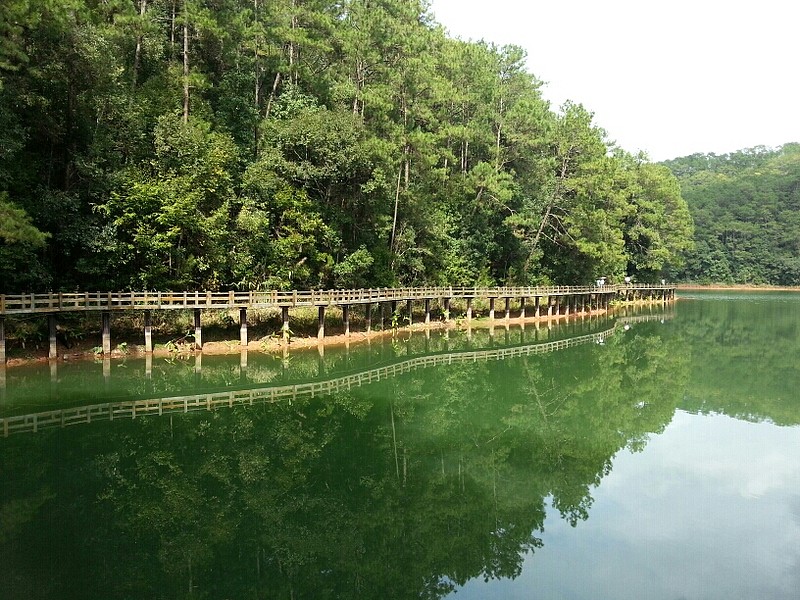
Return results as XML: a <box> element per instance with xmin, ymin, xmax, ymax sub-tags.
<box><xmin>2</xmin><ymin>0</ymin><xmax>698</xmax><ymax>293</ymax></box>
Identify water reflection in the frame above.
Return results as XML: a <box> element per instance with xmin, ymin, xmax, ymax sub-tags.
<box><xmin>1</xmin><ymin>298</ymin><xmax>797</xmax><ymax>599</ymax></box>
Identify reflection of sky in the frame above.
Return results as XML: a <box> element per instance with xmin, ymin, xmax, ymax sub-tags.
<box><xmin>451</xmin><ymin>411</ymin><xmax>800</xmax><ymax>599</ymax></box>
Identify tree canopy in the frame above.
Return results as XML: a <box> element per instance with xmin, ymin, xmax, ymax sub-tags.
<box><xmin>0</xmin><ymin>0</ymin><xmax>693</xmax><ymax>292</ymax></box>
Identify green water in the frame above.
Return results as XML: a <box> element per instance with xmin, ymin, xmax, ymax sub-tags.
<box><xmin>1</xmin><ymin>294</ymin><xmax>798</xmax><ymax>599</ymax></box>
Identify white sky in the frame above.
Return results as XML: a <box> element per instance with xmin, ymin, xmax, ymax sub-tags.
<box><xmin>429</xmin><ymin>0</ymin><xmax>800</xmax><ymax>161</ymax></box>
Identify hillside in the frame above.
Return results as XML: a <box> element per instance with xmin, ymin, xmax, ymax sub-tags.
<box><xmin>664</xmin><ymin>144</ymin><xmax>800</xmax><ymax>285</ymax></box>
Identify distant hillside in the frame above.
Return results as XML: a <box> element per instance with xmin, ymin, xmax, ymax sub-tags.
<box><xmin>663</xmin><ymin>144</ymin><xmax>800</xmax><ymax>285</ymax></box>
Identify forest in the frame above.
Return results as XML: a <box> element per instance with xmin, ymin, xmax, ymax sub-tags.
<box><xmin>664</xmin><ymin>144</ymin><xmax>800</xmax><ymax>285</ymax></box>
<box><xmin>0</xmin><ymin>0</ymin><xmax>694</xmax><ymax>293</ymax></box>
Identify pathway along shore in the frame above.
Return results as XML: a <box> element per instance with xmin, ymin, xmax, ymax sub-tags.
<box><xmin>0</xmin><ymin>285</ymin><xmax>674</xmax><ymax>367</ymax></box>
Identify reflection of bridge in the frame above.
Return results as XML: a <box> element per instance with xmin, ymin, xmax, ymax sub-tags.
<box><xmin>0</xmin><ymin>284</ymin><xmax>675</xmax><ymax>361</ymax></box>
<box><xmin>1</xmin><ymin>314</ymin><xmax>669</xmax><ymax>437</ymax></box>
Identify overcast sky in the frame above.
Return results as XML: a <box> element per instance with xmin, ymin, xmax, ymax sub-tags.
<box><xmin>429</xmin><ymin>0</ymin><xmax>800</xmax><ymax>161</ymax></box>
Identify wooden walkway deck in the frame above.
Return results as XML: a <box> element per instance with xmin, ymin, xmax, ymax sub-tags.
<box><xmin>0</xmin><ymin>285</ymin><xmax>673</xmax><ymax>315</ymax></box>
<box><xmin>0</xmin><ymin>285</ymin><xmax>675</xmax><ymax>362</ymax></box>
<box><xmin>5</xmin><ymin>317</ymin><xmax>663</xmax><ymax>437</ymax></box>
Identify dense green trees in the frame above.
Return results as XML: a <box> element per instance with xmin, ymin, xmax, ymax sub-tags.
<box><xmin>0</xmin><ymin>0</ymin><xmax>693</xmax><ymax>292</ymax></box>
<box><xmin>664</xmin><ymin>144</ymin><xmax>800</xmax><ymax>285</ymax></box>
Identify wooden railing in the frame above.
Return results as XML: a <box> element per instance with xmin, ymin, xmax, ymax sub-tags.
<box><xmin>0</xmin><ymin>284</ymin><xmax>673</xmax><ymax>315</ymax></box>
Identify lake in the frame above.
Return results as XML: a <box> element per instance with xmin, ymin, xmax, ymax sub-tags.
<box><xmin>1</xmin><ymin>292</ymin><xmax>798</xmax><ymax>599</ymax></box>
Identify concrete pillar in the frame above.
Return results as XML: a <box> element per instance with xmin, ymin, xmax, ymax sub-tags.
<box><xmin>343</xmin><ymin>304</ymin><xmax>350</xmax><ymax>337</ymax></box>
<box><xmin>193</xmin><ymin>309</ymin><xmax>202</xmax><ymax>350</ymax></box>
<box><xmin>547</xmin><ymin>297</ymin><xmax>553</xmax><ymax>317</ymax></box>
<box><xmin>534</xmin><ymin>296</ymin><xmax>541</xmax><ymax>318</ymax></box>
<box><xmin>443</xmin><ymin>297</ymin><xmax>451</xmax><ymax>321</ymax></box>
<box><xmin>194</xmin><ymin>352</ymin><xmax>202</xmax><ymax>374</ymax></box>
<box><xmin>144</xmin><ymin>310</ymin><xmax>153</xmax><ymax>353</ymax></box>
<box><xmin>424</xmin><ymin>298</ymin><xmax>431</xmax><ymax>325</ymax></box>
<box><xmin>406</xmin><ymin>299</ymin><xmax>413</xmax><ymax>326</ymax></box>
<box><xmin>282</xmin><ymin>306</ymin><xmax>290</xmax><ymax>343</ymax></box>
<box><xmin>48</xmin><ymin>314</ymin><xmax>58</xmax><ymax>359</ymax></box>
<box><xmin>489</xmin><ymin>298</ymin><xmax>495</xmax><ymax>321</ymax></box>
<box><xmin>564</xmin><ymin>295</ymin><xmax>570</xmax><ymax>316</ymax></box>
<box><xmin>0</xmin><ymin>317</ymin><xmax>5</xmax><ymax>364</ymax></box>
<box><xmin>145</xmin><ymin>353</ymin><xmax>153</xmax><ymax>379</ymax></box>
<box><xmin>240</xmin><ymin>348</ymin><xmax>248</xmax><ymax>371</ymax></box>
<box><xmin>103</xmin><ymin>356</ymin><xmax>111</xmax><ymax>382</ymax></box>
<box><xmin>102</xmin><ymin>311</ymin><xmax>112</xmax><ymax>355</ymax></box>
<box><xmin>365</xmin><ymin>303</ymin><xmax>372</xmax><ymax>333</ymax></box>
<box><xmin>504</xmin><ymin>297</ymin><xmax>511</xmax><ymax>321</ymax></box>
<box><xmin>554</xmin><ymin>296</ymin><xmax>561</xmax><ymax>316</ymax></box>
<box><xmin>520</xmin><ymin>297</ymin><xmax>526</xmax><ymax>320</ymax></box>
<box><xmin>466</xmin><ymin>298</ymin><xmax>473</xmax><ymax>321</ymax></box>
<box><xmin>317</xmin><ymin>306</ymin><xmax>326</xmax><ymax>340</ymax></box>
<box><xmin>240</xmin><ymin>307</ymin><xmax>248</xmax><ymax>347</ymax></box>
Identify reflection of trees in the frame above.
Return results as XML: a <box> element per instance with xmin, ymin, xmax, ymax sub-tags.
<box><xmin>675</xmin><ymin>297</ymin><xmax>800</xmax><ymax>425</ymax></box>
<box><xmin>0</xmin><ymin>321</ymin><xmax>686</xmax><ymax>599</ymax></box>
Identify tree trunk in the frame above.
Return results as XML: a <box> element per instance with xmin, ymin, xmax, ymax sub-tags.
<box><xmin>183</xmin><ymin>6</ymin><xmax>190</xmax><ymax>123</ymax></box>
<box><xmin>131</xmin><ymin>0</ymin><xmax>148</xmax><ymax>91</ymax></box>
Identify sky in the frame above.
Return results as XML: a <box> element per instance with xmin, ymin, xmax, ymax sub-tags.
<box><xmin>429</xmin><ymin>0</ymin><xmax>800</xmax><ymax>161</ymax></box>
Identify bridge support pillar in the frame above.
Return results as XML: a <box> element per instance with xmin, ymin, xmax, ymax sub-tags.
<box><xmin>520</xmin><ymin>297</ymin><xmax>526</xmax><ymax>320</ymax></box>
<box><xmin>466</xmin><ymin>297</ymin><xmax>473</xmax><ymax>321</ymax></box>
<box><xmin>564</xmin><ymin>295</ymin><xmax>570</xmax><ymax>317</ymax></box>
<box><xmin>547</xmin><ymin>297</ymin><xmax>553</xmax><ymax>318</ymax></box>
<box><xmin>282</xmin><ymin>307</ymin><xmax>290</xmax><ymax>343</ymax></box>
<box><xmin>534</xmin><ymin>296</ymin><xmax>540</xmax><ymax>318</ymax></box>
<box><xmin>0</xmin><ymin>317</ymin><xmax>5</xmax><ymax>364</ymax></box>
<box><xmin>144</xmin><ymin>310</ymin><xmax>153</xmax><ymax>353</ymax></box>
<box><xmin>443</xmin><ymin>297</ymin><xmax>450</xmax><ymax>321</ymax></box>
<box><xmin>239</xmin><ymin>307</ymin><xmax>248</xmax><ymax>347</ymax></box>
<box><xmin>193</xmin><ymin>309</ymin><xmax>202</xmax><ymax>350</ymax></box>
<box><xmin>365</xmin><ymin>303</ymin><xmax>372</xmax><ymax>333</ymax></box>
<box><xmin>343</xmin><ymin>304</ymin><xmax>350</xmax><ymax>337</ymax></box>
<box><xmin>424</xmin><ymin>299</ymin><xmax>431</xmax><ymax>325</ymax></box>
<box><xmin>48</xmin><ymin>314</ymin><xmax>58</xmax><ymax>359</ymax></box>
<box><xmin>101</xmin><ymin>311</ymin><xmax>112</xmax><ymax>355</ymax></box>
<box><xmin>555</xmin><ymin>296</ymin><xmax>561</xmax><ymax>316</ymax></box>
<box><xmin>406</xmin><ymin>299</ymin><xmax>413</xmax><ymax>326</ymax></box>
<box><xmin>504</xmin><ymin>297</ymin><xmax>511</xmax><ymax>321</ymax></box>
<box><xmin>489</xmin><ymin>298</ymin><xmax>495</xmax><ymax>321</ymax></box>
<box><xmin>318</xmin><ymin>306</ymin><xmax>326</xmax><ymax>340</ymax></box>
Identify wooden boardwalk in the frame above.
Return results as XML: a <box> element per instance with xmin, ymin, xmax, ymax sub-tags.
<box><xmin>0</xmin><ymin>285</ymin><xmax>675</xmax><ymax>361</ymax></box>
<box><xmin>5</xmin><ymin>316</ymin><xmax>668</xmax><ymax>437</ymax></box>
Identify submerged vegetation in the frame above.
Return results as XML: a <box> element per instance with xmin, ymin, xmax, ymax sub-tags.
<box><xmin>0</xmin><ymin>0</ymin><xmax>693</xmax><ymax>292</ymax></box>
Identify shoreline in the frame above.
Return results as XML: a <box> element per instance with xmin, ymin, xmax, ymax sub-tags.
<box><xmin>676</xmin><ymin>284</ymin><xmax>800</xmax><ymax>291</ymax></box>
